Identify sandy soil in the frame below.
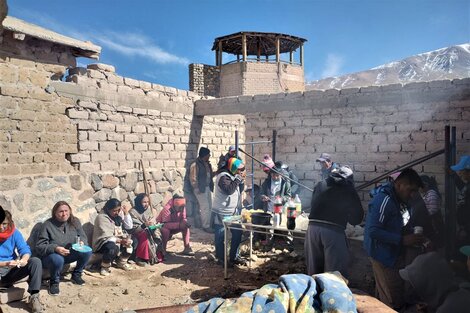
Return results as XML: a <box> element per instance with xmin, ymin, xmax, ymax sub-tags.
<box><xmin>1</xmin><ymin>226</ymin><xmax>307</xmax><ymax>313</ymax></box>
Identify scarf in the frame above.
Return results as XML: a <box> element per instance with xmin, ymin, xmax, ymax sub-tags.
<box><xmin>0</xmin><ymin>226</ymin><xmax>15</xmax><ymax>242</ymax></box>
<box><xmin>134</xmin><ymin>193</ymin><xmax>148</xmax><ymax>214</ymax></box>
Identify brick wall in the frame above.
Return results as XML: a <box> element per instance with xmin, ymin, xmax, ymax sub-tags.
<box><xmin>219</xmin><ymin>62</ymin><xmax>305</xmax><ymax>97</ymax></box>
<box><xmin>189</xmin><ymin>63</ymin><xmax>220</xmax><ymax>97</ymax></box>
<box><xmin>0</xmin><ymin>31</ymin><xmax>245</xmax><ymax>234</ymax></box>
<box><xmin>196</xmin><ymin>79</ymin><xmax>470</xmax><ymax>209</ymax></box>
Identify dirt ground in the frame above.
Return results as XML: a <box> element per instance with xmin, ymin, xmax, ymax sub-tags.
<box><xmin>1</xmin><ymin>225</ymin><xmax>316</xmax><ymax>313</ymax></box>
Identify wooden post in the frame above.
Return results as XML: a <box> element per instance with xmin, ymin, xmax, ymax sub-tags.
<box><xmin>215</xmin><ymin>48</ymin><xmax>219</xmax><ymax>66</ymax></box>
<box><xmin>275</xmin><ymin>37</ymin><xmax>280</xmax><ymax>63</ymax></box>
<box><xmin>300</xmin><ymin>43</ymin><xmax>304</xmax><ymax>67</ymax></box>
<box><xmin>289</xmin><ymin>50</ymin><xmax>293</xmax><ymax>64</ymax></box>
<box><xmin>257</xmin><ymin>40</ymin><xmax>261</xmax><ymax>62</ymax></box>
<box><xmin>242</xmin><ymin>34</ymin><xmax>247</xmax><ymax>61</ymax></box>
<box><xmin>237</xmin><ymin>54</ymin><xmax>240</xmax><ymax>62</ymax></box>
<box><xmin>218</xmin><ymin>40</ymin><xmax>223</xmax><ymax>67</ymax></box>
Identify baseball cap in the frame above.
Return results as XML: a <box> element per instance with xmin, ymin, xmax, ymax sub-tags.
<box><xmin>451</xmin><ymin>156</ymin><xmax>470</xmax><ymax>172</ymax></box>
<box><xmin>228</xmin><ymin>145</ymin><xmax>236</xmax><ymax>152</ymax></box>
<box><xmin>316</xmin><ymin>153</ymin><xmax>331</xmax><ymax>163</ymax></box>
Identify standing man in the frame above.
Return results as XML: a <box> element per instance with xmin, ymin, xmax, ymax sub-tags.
<box><xmin>189</xmin><ymin>147</ymin><xmax>214</xmax><ymax>233</ymax></box>
<box><xmin>304</xmin><ymin>166</ymin><xmax>363</xmax><ymax>278</ymax></box>
<box><xmin>212</xmin><ymin>157</ymin><xmax>246</xmax><ymax>266</ymax></box>
<box><xmin>316</xmin><ymin>153</ymin><xmax>340</xmax><ymax>180</ymax></box>
<box><xmin>364</xmin><ymin>168</ymin><xmax>426</xmax><ymax>310</ymax></box>
<box><xmin>216</xmin><ymin>145</ymin><xmax>238</xmax><ymax>173</ymax></box>
<box><xmin>452</xmin><ymin>155</ymin><xmax>470</xmax><ymax>249</ymax></box>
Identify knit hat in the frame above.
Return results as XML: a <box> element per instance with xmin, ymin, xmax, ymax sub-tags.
<box><xmin>198</xmin><ymin>147</ymin><xmax>210</xmax><ymax>158</ymax></box>
<box><xmin>262</xmin><ymin>154</ymin><xmax>275</xmax><ymax>172</ymax></box>
<box><xmin>227</xmin><ymin>157</ymin><xmax>244</xmax><ymax>175</ymax></box>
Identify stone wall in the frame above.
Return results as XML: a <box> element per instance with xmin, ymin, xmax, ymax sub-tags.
<box><xmin>196</xmin><ymin>78</ymin><xmax>470</xmax><ymax>208</ymax></box>
<box><xmin>189</xmin><ymin>63</ymin><xmax>220</xmax><ymax>97</ymax></box>
<box><xmin>0</xmin><ymin>30</ymin><xmax>245</xmax><ymax>235</ymax></box>
<box><xmin>219</xmin><ymin>62</ymin><xmax>305</xmax><ymax>97</ymax></box>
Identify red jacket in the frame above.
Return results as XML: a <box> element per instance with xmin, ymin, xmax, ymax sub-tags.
<box><xmin>156</xmin><ymin>199</ymin><xmax>187</xmax><ymax>228</ymax></box>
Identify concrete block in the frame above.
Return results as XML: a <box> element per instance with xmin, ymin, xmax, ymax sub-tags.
<box><xmin>69</xmin><ymin>153</ymin><xmax>91</xmax><ymax>163</ymax></box>
<box><xmin>116</xmin><ymin>124</ymin><xmax>131</xmax><ymax>133</ymax></box>
<box><xmin>78</xmin><ymin>121</ymin><xmax>97</xmax><ymax>131</ymax></box>
<box><xmin>66</xmin><ymin>108</ymin><xmax>89</xmax><ymax>119</ymax></box>
<box><xmin>124</xmin><ymin>134</ymin><xmax>139</xmax><ymax>143</ymax></box>
<box><xmin>99</xmin><ymin>142</ymin><xmax>117</xmax><ymax>151</ymax></box>
<box><xmin>0</xmin><ymin>285</ymin><xmax>27</xmax><ymax>304</ymax></box>
<box><xmin>87</xmin><ymin>63</ymin><xmax>115</xmax><ymax>73</ymax></box>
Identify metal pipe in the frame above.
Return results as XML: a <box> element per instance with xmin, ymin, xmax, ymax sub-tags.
<box><xmin>235</xmin><ymin>130</ymin><xmax>239</xmax><ymax>159</ymax></box>
<box><xmin>356</xmin><ymin>149</ymin><xmax>445</xmax><ymax>190</ymax></box>
<box><xmin>272</xmin><ymin>130</ymin><xmax>277</xmax><ymax>162</ymax></box>
<box><xmin>251</xmin><ymin>142</ymin><xmax>255</xmax><ymax>207</ymax></box>
<box><xmin>237</xmin><ymin>140</ymin><xmax>273</xmax><ymax>145</ymax></box>
<box><xmin>444</xmin><ymin>125</ymin><xmax>451</xmax><ymax>260</ymax></box>
<box><xmin>238</xmin><ymin>147</ymin><xmax>313</xmax><ymax>192</ymax></box>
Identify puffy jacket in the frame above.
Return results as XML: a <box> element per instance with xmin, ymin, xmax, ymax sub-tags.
<box><xmin>364</xmin><ymin>182</ymin><xmax>404</xmax><ymax>267</ymax></box>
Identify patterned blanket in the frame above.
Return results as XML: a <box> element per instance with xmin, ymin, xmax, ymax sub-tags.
<box><xmin>186</xmin><ymin>272</ymin><xmax>357</xmax><ymax>313</ymax></box>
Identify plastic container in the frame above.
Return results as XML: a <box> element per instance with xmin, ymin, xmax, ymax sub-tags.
<box><xmin>273</xmin><ymin>213</ymin><xmax>280</xmax><ymax>228</ymax></box>
<box><xmin>294</xmin><ymin>194</ymin><xmax>302</xmax><ymax>214</ymax></box>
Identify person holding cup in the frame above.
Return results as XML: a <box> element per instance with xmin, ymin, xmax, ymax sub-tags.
<box><xmin>36</xmin><ymin>201</ymin><xmax>91</xmax><ymax>296</ymax></box>
<box><xmin>0</xmin><ymin>206</ymin><xmax>42</xmax><ymax>312</ymax></box>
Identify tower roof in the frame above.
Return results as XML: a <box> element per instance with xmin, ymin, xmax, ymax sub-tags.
<box><xmin>212</xmin><ymin>31</ymin><xmax>306</xmax><ymax>56</ymax></box>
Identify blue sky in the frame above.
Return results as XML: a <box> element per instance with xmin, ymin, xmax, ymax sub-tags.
<box><xmin>8</xmin><ymin>0</ymin><xmax>470</xmax><ymax>90</ymax></box>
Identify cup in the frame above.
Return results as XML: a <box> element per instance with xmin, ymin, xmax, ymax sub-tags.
<box><xmin>413</xmin><ymin>226</ymin><xmax>423</xmax><ymax>234</ymax></box>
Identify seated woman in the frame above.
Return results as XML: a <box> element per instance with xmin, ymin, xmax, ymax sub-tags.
<box><xmin>129</xmin><ymin>193</ymin><xmax>164</xmax><ymax>266</ymax></box>
<box><xmin>157</xmin><ymin>193</ymin><xmax>194</xmax><ymax>256</ymax></box>
<box><xmin>36</xmin><ymin>201</ymin><xmax>91</xmax><ymax>296</ymax></box>
<box><xmin>92</xmin><ymin>198</ymin><xmax>133</xmax><ymax>276</ymax></box>
<box><xmin>0</xmin><ymin>206</ymin><xmax>42</xmax><ymax>313</ymax></box>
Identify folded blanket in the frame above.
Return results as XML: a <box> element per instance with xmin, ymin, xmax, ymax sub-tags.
<box><xmin>186</xmin><ymin>272</ymin><xmax>356</xmax><ymax>313</ymax></box>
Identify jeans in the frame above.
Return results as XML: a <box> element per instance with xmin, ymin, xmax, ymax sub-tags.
<box><xmin>213</xmin><ymin>223</ymin><xmax>242</xmax><ymax>262</ymax></box>
<box><xmin>42</xmin><ymin>250</ymin><xmax>92</xmax><ymax>284</ymax></box>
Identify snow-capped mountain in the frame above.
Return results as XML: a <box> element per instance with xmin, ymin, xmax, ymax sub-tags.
<box><xmin>306</xmin><ymin>44</ymin><xmax>470</xmax><ymax>90</ymax></box>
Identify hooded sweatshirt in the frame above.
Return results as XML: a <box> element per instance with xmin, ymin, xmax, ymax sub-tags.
<box><xmin>399</xmin><ymin>252</ymin><xmax>470</xmax><ymax>312</ymax></box>
<box><xmin>308</xmin><ymin>173</ymin><xmax>363</xmax><ymax>229</ymax></box>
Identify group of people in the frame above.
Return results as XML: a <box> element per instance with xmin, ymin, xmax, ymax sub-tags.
<box><xmin>303</xmin><ymin>152</ymin><xmax>470</xmax><ymax>312</ymax></box>
<box><xmin>0</xmin><ymin>191</ymin><xmax>194</xmax><ymax>312</ymax></box>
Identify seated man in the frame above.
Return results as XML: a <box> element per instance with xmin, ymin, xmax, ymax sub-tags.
<box><xmin>157</xmin><ymin>194</ymin><xmax>194</xmax><ymax>256</ymax></box>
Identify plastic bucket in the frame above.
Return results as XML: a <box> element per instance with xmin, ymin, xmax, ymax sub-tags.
<box><xmin>251</xmin><ymin>212</ymin><xmax>272</xmax><ymax>226</ymax></box>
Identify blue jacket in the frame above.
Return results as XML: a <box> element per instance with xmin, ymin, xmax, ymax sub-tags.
<box><xmin>0</xmin><ymin>229</ymin><xmax>32</xmax><ymax>261</ymax></box>
<box><xmin>364</xmin><ymin>183</ymin><xmax>404</xmax><ymax>267</ymax></box>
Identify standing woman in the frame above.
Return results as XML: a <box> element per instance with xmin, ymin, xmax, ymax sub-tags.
<box><xmin>420</xmin><ymin>175</ymin><xmax>445</xmax><ymax>248</ymax></box>
<box><xmin>0</xmin><ymin>207</ymin><xmax>42</xmax><ymax>312</ymax></box>
<box><xmin>36</xmin><ymin>201</ymin><xmax>91</xmax><ymax>296</ymax></box>
<box><xmin>129</xmin><ymin>193</ymin><xmax>164</xmax><ymax>266</ymax></box>
<box><xmin>92</xmin><ymin>198</ymin><xmax>133</xmax><ymax>276</ymax></box>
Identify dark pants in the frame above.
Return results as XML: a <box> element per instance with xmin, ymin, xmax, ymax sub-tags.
<box><xmin>97</xmin><ymin>241</ymin><xmax>130</xmax><ymax>263</ymax></box>
<box><xmin>42</xmin><ymin>250</ymin><xmax>92</xmax><ymax>284</ymax></box>
<box><xmin>0</xmin><ymin>257</ymin><xmax>42</xmax><ymax>293</ymax></box>
<box><xmin>304</xmin><ymin>223</ymin><xmax>350</xmax><ymax>277</ymax></box>
<box><xmin>213</xmin><ymin>223</ymin><xmax>243</xmax><ymax>262</ymax></box>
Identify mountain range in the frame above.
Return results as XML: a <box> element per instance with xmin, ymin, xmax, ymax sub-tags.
<box><xmin>306</xmin><ymin>43</ymin><xmax>470</xmax><ymax>90</ymax></box>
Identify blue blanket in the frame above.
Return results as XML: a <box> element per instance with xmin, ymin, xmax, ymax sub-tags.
<box><xmin>186</xmin><ymin>272</ymin><xmax>357</xmax><ymax>313</ymax></box>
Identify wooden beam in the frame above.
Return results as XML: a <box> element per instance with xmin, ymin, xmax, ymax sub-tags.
<box><xmin>300</xmin><ymin>43</ymin><xmax>304</xmax><ymax>67</ymax></box>
<box><xmin>242</xmin><ymin>34</ymin><xmax>247</xmax><ymax>61</ymax></box>
<box><xmin>275</xmin><ymin>37</ymin><xmax>280</xmax><ymax>63</ymax></box>
<box><xmin>215</xmin><ymin>48</ymin><xmax>219</xmax><ymax>66</ymax></box>
<box><xmin>257</xmin><ymin>39</ymin><xmax>261</xmax><ymax>61</ymax></box>
<box><xmin>289</xmin><ymin>51</ymin><xmax>293</xmax><ymax>64</ymax></box>
<box><xmin>218</xmin><ymin>40</ymin><xmax>223</xmax><ymax>67</ymax></box>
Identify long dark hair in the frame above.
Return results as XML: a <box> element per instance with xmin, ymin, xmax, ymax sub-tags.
<box><xmin>2</xmin><ymin>210</ymin><xmax>14</xmax><ymax>230</ymax></box>
<box><xmin>134</xmin><ymin>193</ymin><xmax>149</xmax><ymax>214</ymax></box>
<box><xmin>420</xmin><ymin>175</ymin><xmax>441</xmax><ymax>198</ymax></box>
<box><xmin>51</xmin><ymin>201</ymin><xmax>76</xmax><ymax>225</ymax></box>
<box><xmin>103</xmin><ymin>198</ymin><xmax>121</xmax><ymax>214</ymax></box>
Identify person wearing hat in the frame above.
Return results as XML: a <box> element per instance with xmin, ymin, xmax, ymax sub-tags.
<box><xmin>157</xmin><ymin>193</ymin><xmax>194</xmax><ymax>256</ymax></box>
<box><xmin>261</xmin><ymin>154</ymin><xmax>275</xmax><ymax>175</ymax></box>
<box><xmin>0</xmin><ymin>206</ymin><xmax>42</xmax><ymax>312</ymax></box>
<box><xmin>216</xmin><ymin>145</ymin><xmax>238</xmax><ymax>174</ymax></box>
<box><xmin>189</xmin><ymin>147</ymin><xmax>214</xmax><ymax>233</ymax></box>
<box><xmin>211</xmin><ymin>157</ymin><xmax>246</xmax><ymax>267</ymax></box>
<box><xmin>363</xmin><ymin>168</ymin><xmax>426</xmax><ymax>310</ymax></box>
<box><xmin>316</xmin><ymin>153</ymin><xmax>340</xmax><ymax>181</ymax></box>
<box><xmin>260</xmin><ymin>166</ymin><xmax>292</xmax><ymax>213</ymax></box>
<box><xmin>399</xmin><ymin>252</ymin><xmax>470</xmax><ymax>312</ymax></box>
<box><xmin>305</xmin><ymin>165</ymin><xmax>363</xmax><ymax>278</ymax></box>
<box><xmin>452</xmin><ymin>156</ymin><xmax>470</xmax><ymax>249</ymax></box>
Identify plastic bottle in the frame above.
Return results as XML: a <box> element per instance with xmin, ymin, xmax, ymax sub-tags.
<box><xmin>286</xmin><ymin>198</ymin><xmax>296</xmax><ymax>230</ymax></box>
<box><xmin>273</xmin><ymin>196</ymin><xmax>283</xmax><ymax>226</ymax></box>
<box><xmin>294</xmin><ymin>194</ymin><xmax>302</xmax><ymax>214</ymax></box>
<box><xmin>273</xmin><ymin>213</ymin><xmax>280</xmax><ymax>228</ymax></box>
<box><xmin>75</xmin><ymin>235</ymin><xmax>81</xmax><ymax>245</ymax></box>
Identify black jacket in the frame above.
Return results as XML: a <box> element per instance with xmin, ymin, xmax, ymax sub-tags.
<box><xmin>308</xmin><ymin>174</ymin><xmax>363</xmax><ymax>229</ymax></box>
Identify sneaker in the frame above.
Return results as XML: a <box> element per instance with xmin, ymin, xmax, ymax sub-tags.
<box><xmin>100</xmin><ymin>267</ymin><xmax>111</xmax><ymax>276</ymax></box>
<box><xmin>48</xmin><ymin>283</ymin><xmax>60</xmax><ymax>296</ymax></box>
<box><xmin>135</xmin><ymin>258</ymin><xmax>148</xmax><ymax>267</ymax></box>
<box><xmin>231</xmin><ymin>257</ymin><xmax>248</xmax><ymax>266</ymax></box>
<box><xmin>29</xmin><ymin>293</ymin><xmax>43</xmax><ymax>313</ymax></box>
<box><xmin>116</xmin><ymin>263</ymin><xmax>133</xmax><ymax>271</ymax></box>
<box><xmin>71</xmin><ymin>274</ymin><xmax>85</xmax><ymax>285</ymax></box>
<box><xmin>182</xmin><ymin>247</ymin><xmax>195</xmax><ymax>256</ymax></box>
